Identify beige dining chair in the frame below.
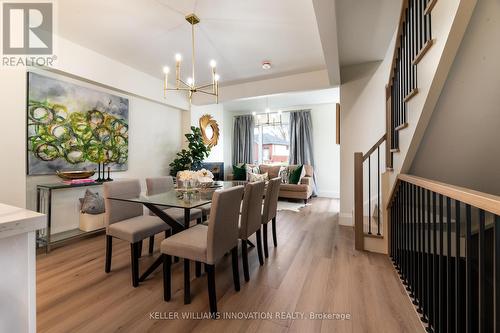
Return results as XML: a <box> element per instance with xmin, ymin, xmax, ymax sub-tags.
<box><xmin>161</xmin><ymin>186</ymin><xmax>244</xmax><ymax>316</ymax></box>
<box><xmin>262</xmin><ymin>177</ymin><xmax>281</xmax><ymax>258</ymax></box>
<box><xmin>146</xmin><ymin>176</ymin><xmax>204</xmax><ymax>267</ymax></box>
<box><xmin>239</xmin><ymin>181</ymin><xmax>266</xmax><ymax>282</ymax></box>
<box><xmin>103</xmin><ymin>179</ymin><xmax>171</xmax><ymax>287</ymax></box>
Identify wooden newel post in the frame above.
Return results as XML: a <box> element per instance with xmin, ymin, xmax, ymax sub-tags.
<box><xmin>354</xmin><ymin>152</ymin><xmax>364</xmax><ymax>251</ymax></box>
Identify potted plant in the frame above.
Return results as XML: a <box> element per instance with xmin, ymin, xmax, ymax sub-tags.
<box><xmin>169</xmin><ymin>126</ymin><xmax>211</xmax><ymax>177</ymax></box>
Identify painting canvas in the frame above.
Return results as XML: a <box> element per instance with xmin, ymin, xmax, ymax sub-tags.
<box><xmin>27</xmin><ymin>72</ymin><xmax>129</xmax><ymax>175</ymax></box>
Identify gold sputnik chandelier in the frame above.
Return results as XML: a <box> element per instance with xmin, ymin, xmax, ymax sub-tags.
<box><xmin>162</xmin><ymin>13</ymin><xmax>220</xmax><ymax>105</ymax></box>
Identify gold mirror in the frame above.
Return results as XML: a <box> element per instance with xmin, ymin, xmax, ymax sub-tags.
<box><xmin>199</xmin><ymin>114</ymin><xmax>219</xmax><ymax>147</ymax></box>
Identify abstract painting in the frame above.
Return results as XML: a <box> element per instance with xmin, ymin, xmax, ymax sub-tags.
<box><xmin>27</xmin><ymin>72</ymin><xmax>129</xmax><ymax>175</ymax></box>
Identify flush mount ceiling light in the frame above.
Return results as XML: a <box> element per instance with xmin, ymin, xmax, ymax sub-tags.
<box><xmin>262</xmin><ymin>61</ymin><xmax>272</xmax><ymax>70</ymax></box>
<box><xmin>162</xmin><ymin>13</ymin><xmax>220</xmax><ymax>105</ymax></box>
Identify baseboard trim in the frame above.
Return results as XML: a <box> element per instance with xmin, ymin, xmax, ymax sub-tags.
<box><xmin>317</xmin><ymin>191</ymin><xmax>340</xmax><ymax>199</ymax></box>
<box><xmin>339</xmin><ymin>213</ymin><xmax>353</xmax><ymax>226</ymax></box>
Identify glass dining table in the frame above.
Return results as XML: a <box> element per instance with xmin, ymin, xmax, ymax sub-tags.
<box><xmin>107</xmin><ymin>180</ymin><xmax>247</xmax><ymax>282</ymax></box>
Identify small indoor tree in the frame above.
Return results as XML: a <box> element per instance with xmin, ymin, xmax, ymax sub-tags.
<box><xmin>169</xmin><ymin>126</ymin><xmax>211</xmax><ymax>176</ymax></box>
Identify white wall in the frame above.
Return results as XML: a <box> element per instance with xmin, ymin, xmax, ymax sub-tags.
<box><xmin>0</xmin><ymin>35</ymin><xmax>186</xmax><ymax>236</ymax></box>
<box><xmin>190</xmin><ymin>104</ymin><xmax>224</xmax><ymax>162</ymax></box>
<box><xmin>224</xmin><ymin>103</ymin><xmax>340</xmax><ymax>198</ymax></box>
<box><xmin>339</xmin><ymin>59</ymin><xmax>392</xmax><ymax>225</ymax></box>
<box><xmin>410</xmin><ymin>0</ymin><xmax>500</xmax><ymax>195</ymax></box>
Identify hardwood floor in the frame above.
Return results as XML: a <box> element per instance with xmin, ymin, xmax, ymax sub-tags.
<box><xmin>36</xmin><ymin>198</ymin><xmax>423</xmax><ymax>332</ymax></box>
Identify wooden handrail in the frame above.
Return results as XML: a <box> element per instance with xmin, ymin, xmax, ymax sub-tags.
<box><xmin>362</xmin><ymin>134</ymin><xmax>387</xmax><ymax>161</ymax></box>
<box><xmin>395</xmin><ymin>174</ymin><xmax>500</xmax><ymax>216</ymax></box>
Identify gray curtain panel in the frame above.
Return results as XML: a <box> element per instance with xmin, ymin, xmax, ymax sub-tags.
<box><xmin>233</xmin><ymin>115</ymin><xmax>255</xmax><ymax>165</ymax></box>
<box><xmin>289</xmin><ymin>110</ymin><xmax>317</xmax><ymax>195</ymax></box>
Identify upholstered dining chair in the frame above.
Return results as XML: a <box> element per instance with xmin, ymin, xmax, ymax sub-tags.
<box><xmin>262</xmin><ymin>177</ymin><xmax>281</xmax><ymax>258</ymax></box>
<box><xmin>103</xmin><ymin>179</ymin><xmax>171</xmax><ymax>287</ymax></box>
<box><xmin>161</xmin><ymin>186</ymin><xmax>244</xmax><ymax>316</ymax></box>
<box><xmin>146</xmin><ymin>176</ymin><xmax>204</xmax><ymax>268</ymax></box>
<box><xmin>239</xmin><ymin>181</ymin><xmax>266</xmax><ymax>281</ymax></box>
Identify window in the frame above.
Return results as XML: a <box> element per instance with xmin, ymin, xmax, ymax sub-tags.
<box><xmin>252</xmin><ymin>113</ymin><xmax>289</xmax><ymax>165</ymax></box>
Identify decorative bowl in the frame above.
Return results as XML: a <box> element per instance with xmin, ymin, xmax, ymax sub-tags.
<box><xmin>56</xmin><ymin>170</ymin><xmax>96</xmax><ymax>180</ymax></box>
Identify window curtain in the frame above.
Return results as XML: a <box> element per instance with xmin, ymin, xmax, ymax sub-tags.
<box><xmin>289</xmin><ymin>110</ymin><xmax>317</xmax><ymax>196</ymax></box>
<box><xmin>232</xmin><ymin>115</ymin><xmax>255</xmax><ymax>165</ymax></box>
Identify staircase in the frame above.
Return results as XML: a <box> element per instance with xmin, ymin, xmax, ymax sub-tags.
<box><xmin>353</xmin><ymin>0</ymin><xmax>478</xmax><ymax>253</ymax></box>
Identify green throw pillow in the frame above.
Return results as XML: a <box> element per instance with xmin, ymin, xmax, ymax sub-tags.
<box><xmin>288</xmin><ymin>165</ymin><xmax>304</xmax><ymax>184</ymax></box>
<box><xmin>233</xmin><ymin>164</ymin><xmax>246</xmax><ymax>181</ymax></box>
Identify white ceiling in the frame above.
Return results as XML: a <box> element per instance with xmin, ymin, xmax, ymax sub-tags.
<box><xmin>335</xmin><ymin>0</ymin><xmax>401</xmax><ymax>67</ymax></box>
<box><xmin>223</xmin><ymin>88</ymin><xmax>339</xmax><ymax>113</ymax></box>
<box><xmin>57</xmin><ymin>0</ymin><xmax>326</xmax><ymax>86</ymax></box>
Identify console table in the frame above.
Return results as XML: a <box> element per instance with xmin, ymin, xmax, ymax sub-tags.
<box><xmin>36</xmin><ymin>181</ymin><xmax>104</xmax><ymax>252</ymax></box>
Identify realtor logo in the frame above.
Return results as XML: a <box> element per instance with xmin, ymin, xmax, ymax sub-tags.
<box><xmin>2</xmin><ymin>2</ymin><xmax>53</xmax><ymax>55</ymax></box>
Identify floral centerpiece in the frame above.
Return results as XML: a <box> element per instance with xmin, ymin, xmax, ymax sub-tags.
<box><xmin>196</xmin><ymin>168</ymin><xmax>214</xmax><ymax>186</ymax></box>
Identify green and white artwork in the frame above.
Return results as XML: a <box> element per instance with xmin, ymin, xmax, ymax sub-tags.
<box><xmin>27</xmin><ymin>72</ymin><xmax>129</xmax><ymax>175</ymax></box>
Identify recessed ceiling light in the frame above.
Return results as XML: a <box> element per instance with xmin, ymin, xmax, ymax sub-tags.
<box><xmin>262</xmin><ymin>61</ymin><xmax>272</xmax><ymax>70</ymax></box>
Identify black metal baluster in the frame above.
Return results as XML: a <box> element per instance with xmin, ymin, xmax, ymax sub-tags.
<box><xmin>368</xmin><ymin>155</ymin><xmax>372</xmax><ymax>234</ymax></box>
<box><xmin>413</xmin><ymin>184</ymin><xmax>419</xmax><ymax>306</ymax></box>
<box><xmin>479</xmin><ymin>210</ymin><xmax>485</xmax><ymax>332</ymax></box>
<box><xmin>447</xmin><ymin>197</ymin><xmax>453</xmax><ymax>332</ymax></box>
<box><xmin>421</xmin><ymin>188</ymin><xmax>428</xmax><ymax>322</ymax></box>
<box><xmin>456</xmin><ymin>201</ymin><xmax>462</xmax><ymax>333</ymax></box>
<box><xmin>390</xmin><ymin>197</ymin><xmax>394</xmax><ymax>260</ymax></box>
<box><xmin>424</xmin><ymin>0</ymin><xmax>429</xmax><ymax>43</ymax></box>
<box><xmin>494</xmin><ymin>215</ymin><xmax>500</xmax><ymax>333</ymax></box>
<box><xmin>417</xmin><ymin>186</ymin><xmax>424</xmax><ymax>315</ymax></box>
<box><xmin>403</xmin><ymin>14</ymin><xmax>406</xmax><ymax>103</ymax></box>
<box><xmin>409</xmin><ymin>0</ymin><xmax>414</xmax><ymax>90</ymax></box>
<box><xmin>409</xmin><ymin>183</ymin><xmax>415</xmax><ymax>299</ymax></box>
<box><xmin>402</xmin><ymin>182</ymin><xmax>410</xmax><ymax>284</ymax></box>
<box><xmin>398</xmin><ymin>184</ymin><xmax>406</xmax><ymax>284</ymax></box>
<box><xmin>432</xmin><ymin>192</ymin><xmax>437</xmax><ymax>332</ymax></box>
<box><xmin>395</xmin><ymin>186</ymin><xmax>400</xmax><ymax>270</ymax></box>
<box><xmin>418</xmin><ymin>0</ymin><xmax>423</xmax><ymax>51</ymax></box>
<box><xmin>405</xmin><ymin>182</ymin><xmax>410</xmax><ymax>289</ymax></box>
<box><xmin>465</xmin><ymin>204</ymin><xmax>472</xmax><ymax>333</ymax></box>
<box><xmin>439</xmin><ymin>194</ymin><xmax>444</xmax><ymax>333</ymax></box>
<box><xmin>377</xmin><ymin>147</ymin><xmax>381</xmax><ymax>236</ymax></box>
<box><xmin>427</xmin><ymin>189</ymin><xmax>432</xmax><ymax>330</ymax></box>
<box><xmin>405</xmin><ymin>9</ymin><xmax>409</xmax><ymax>101</ymax></box>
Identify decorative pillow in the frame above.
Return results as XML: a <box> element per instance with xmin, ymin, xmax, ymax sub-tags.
<box><xmin>248</xmin><ymin>172</ymin><xmax>268</xmax><ymax>183</ymax></box>
<box><xmin>245</xmin><ymin>164</ymin><xmax>259</xmax><ymax>176</ymax></box>
<box><xmin>279</xmin><ymin>167</ymin><xmax>289</xmax><ymax>183</ymax></box>
<box><xmin>233</xmin><ymin>164</ymin><xmax>246</xmax><ymax>181</ymax></box>
<box><xmin>79</xmin><ymin>189</ymin><xmax>105</xmax><ymax>215</ymax></box>
<box><xmin>259</xmin><ymin>165</ymin><xmax>281</xmax><ymax>179</ymax></box>
<box><xmin>288</xmin><ymin>165</ymin><xmax>304</xmax><ymax>184</ymax></box>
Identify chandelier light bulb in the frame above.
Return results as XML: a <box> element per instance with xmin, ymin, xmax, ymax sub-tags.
<box><xmin>187</xmin><ymin>77</ymin><xmax>193</xmax><ymax>85</ymax></box>
<box><xmin>163</xmin><ymin>66</ymin><xmax>170</xmax><ymax>74</ymax></box>
<box><xmin>214</xmin><ymin>74</ymin><xmax>220</xmax><ymax>82</ymax></box>
<box><xmin>210</xmin><ymin>60</ymin><xmax>217</xmax><ymax>68</ymax></box>
<box><xmin>175</xmin><ymin>53</ymin><xmax>182</xmax><ymax>62</ymax></box>
<box><xmin>252</xmin><ymin>112</ymin><xmax>256</xmax><ymax>116</ymax></box>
